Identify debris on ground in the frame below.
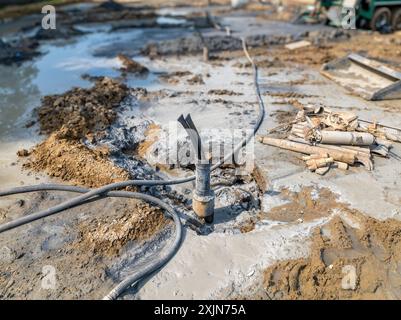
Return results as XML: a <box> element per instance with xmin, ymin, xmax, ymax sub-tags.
<box><xmin>259</xmin><ymin>104</ymin><xmax>401</xmax><ymax>174</ymax></box>
<box><xmin>16</xmin><ymin>149</ymin><xmax>29</xmax><ymax>157</ymax></box>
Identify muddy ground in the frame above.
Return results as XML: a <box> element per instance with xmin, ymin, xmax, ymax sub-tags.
<box><xmin>1</xmin><ymin>0</ymin><xmax>401</xmax><ymax>300</ymax></box>
<box><xmin>261</xmin><ymin>213</ymin><xmax>401</xmax><ymax>300</ymax></box>
<box><xmin>237</xmin><ymin>188</ymin><xmax>401</xmax><ymax>300</ymax></box>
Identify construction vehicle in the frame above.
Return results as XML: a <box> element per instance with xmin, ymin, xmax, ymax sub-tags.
<box><xmin>298</xmin><ymin>0</ymin><xmax>401</xmax><ymax>31</ymax></box>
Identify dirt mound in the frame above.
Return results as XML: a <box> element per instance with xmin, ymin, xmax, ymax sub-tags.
<box><xmin>36</xmin><ymin>77</ymin><xmax>128</xmax><ymax>139</ymax></box>
<box><xmin>76</xmin><ymin>200</ymin><xmax>168</xmax><ymax>257</ymax></box>
<box><xmin>270</xmin><ymin>109</ymin><xmax>297</xmax><ymax>125</ymax></box>
<box><xmin>23</xmin><ymin>130</ymin><xmax>130</xmax><ymax>188</ymax></box>
<box><xmin>262</xmin><ymin>212</ymin><xmax>401</xmax><ymax>299</ymax></box>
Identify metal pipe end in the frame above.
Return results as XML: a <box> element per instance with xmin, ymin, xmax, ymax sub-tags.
<box><xmin>192</xmin><ymin>192</ymin><xmax>214</xmax><ymax>223</ymax></box>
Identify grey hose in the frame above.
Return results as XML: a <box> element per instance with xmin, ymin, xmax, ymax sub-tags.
<box><xmin>0</xmin><ymin>40</ymin><xmax>265</xmax><ymax>299</ymax></box>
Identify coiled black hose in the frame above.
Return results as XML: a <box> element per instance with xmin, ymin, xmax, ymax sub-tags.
<box><xmin>0</xmin><ymin>39</ymin><xmax>265</xmax><ymax>299</ymax></box>
<box><xmin>0</xmin><ymin>184</ymin><xmax>182</xmax><ymax>300</ymax></box>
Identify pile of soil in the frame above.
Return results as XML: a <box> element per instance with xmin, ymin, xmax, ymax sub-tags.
<box><xmin>36</xmin><ymin>77</ymin><xmax>129</xmax><ymax>139</ymax></box>
<box><xmin>22</xmin><ymin>130</ymin><xmax>130</xmax><ymax>188</ymax></box>
<box><xmin>265</xmin><ymin>92</ymin><xmax>317</xmax><ymax>99</ymax></box>
<box><xmin>16</xmin><ymin>78</ymin><xmax>141</xmax><ymax>188</ymax></box>
<box><xmin>262</xmin><ymin>212</ymin><xmax>401</xmax><ymax>299</ymax></box>
<box><xmin>76</xmin><ymin>200</ymin><xmax>168</xmax><ymax>257</ymax></box>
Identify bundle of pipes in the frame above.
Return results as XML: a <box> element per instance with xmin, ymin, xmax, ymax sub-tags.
<box><xmin>260</xmin><ymin>105</ymin><xmax>401</xmax><ymax>175</ymax></box>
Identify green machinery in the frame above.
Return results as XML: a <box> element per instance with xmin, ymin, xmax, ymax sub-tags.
<box><xmin>302</xmin><ymin>0</ymin><xmax>401</xmax><ymax>31</ymax></box>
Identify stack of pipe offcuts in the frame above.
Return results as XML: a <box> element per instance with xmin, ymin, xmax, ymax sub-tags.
<box><xmin>259</xmin><ymin>105</ymin><xmax>401</xmax><ymax>175</ymax></box>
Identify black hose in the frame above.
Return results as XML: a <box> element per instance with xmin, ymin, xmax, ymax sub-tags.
<box><xmin>0</xmin><ymin>40</ymin><xmax>265</xmax><ymax>299</ymax></box>
<box><xmin>0</xmin><ymin>179</ymin><xmax>191</xmax><ymax>233</ymax></box>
